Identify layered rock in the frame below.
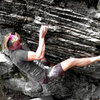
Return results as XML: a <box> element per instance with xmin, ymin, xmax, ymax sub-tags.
<box><xmin>0</xmin><ymin>0</ymin><xmax>100</xmax><ymax>100</ymax></box>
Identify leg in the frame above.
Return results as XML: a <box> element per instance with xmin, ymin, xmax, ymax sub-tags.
<box><xmin>41</xmin><ymin>56</ymin><xmax>100</xmax><ymax>83</ymax></box>
<box><xmin>61</xmin><ymin>56</ymin><xmax>100</xmax><ymax>71</ymax></box>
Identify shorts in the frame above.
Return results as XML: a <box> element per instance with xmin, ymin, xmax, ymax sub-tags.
<box><xmin>40</xmin><ymin>63</ymin><xmax>64</xmax><ymax>84</ymax></box>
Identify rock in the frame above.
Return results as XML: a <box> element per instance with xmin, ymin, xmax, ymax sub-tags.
<box><xmin>2</xmin><ymin>77</ymin><xmax>43</xmax><ymax>97</ymax></box>
<box><xmin>0</xmin><ymin>80</ymin><xmax>5</xmax><ymax>100</ymax></box>
<box><xmin>30</xmin><ymin>96</ymin><xmax>54</xmax><ymax>100</ymax></box>
<box><xmin>94</xmin><ymin>13</ymin><xmax>100</xmax><ymax>20</ymax></box>
<box><xmin>1</xmin><ymin>0</ymin><xmax>100</xmax><ymax>100</ymax></box>
<box><xmin>0</xmin><ymin>52</ymin><xmax>13</xmax><ymax>76</ymax></box>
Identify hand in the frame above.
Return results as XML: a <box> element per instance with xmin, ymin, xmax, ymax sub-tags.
<box><xmin>15</xmin><ymin>32</ymin><xmax>21</xmax><ymax>40</ymax></box>
<box><xmin>39</xmin><ymin>25</ymin><xmax>48</xmax><ymax>38</ymax></box>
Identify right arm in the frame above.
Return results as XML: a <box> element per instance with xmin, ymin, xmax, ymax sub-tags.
<box><xmin>27</xmin><ymin>25</ymin><xmax>48</xmax><ymax>61</ymax></box>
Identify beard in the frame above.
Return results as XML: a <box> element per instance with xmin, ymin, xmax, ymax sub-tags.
<box><xmin>10</xmin><ymin>40</ymin><xmax>22</xmax><ymax>50</ymax></box>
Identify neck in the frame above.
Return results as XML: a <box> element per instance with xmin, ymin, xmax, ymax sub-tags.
<box><xmin>15</xmin><ymin>44</ymin><xmax>22</xmax><ymax>50</ymax></box>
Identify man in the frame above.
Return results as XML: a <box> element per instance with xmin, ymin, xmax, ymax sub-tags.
<box><xmin>2</xmin><ymin>25</ymin><xmax>100</xmax><ymax>84</ymax></box>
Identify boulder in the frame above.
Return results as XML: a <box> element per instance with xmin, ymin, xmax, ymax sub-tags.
<box><xmin>0</xmin><ymin>0</ymin><xmax>100</xmax><ymax>100</ymax></box>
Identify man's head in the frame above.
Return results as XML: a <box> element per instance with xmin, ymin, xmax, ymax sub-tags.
<box><xmin>3</xmin><ymin>33</ymin><xmax>22</xmax><ymax>50</ymax></box>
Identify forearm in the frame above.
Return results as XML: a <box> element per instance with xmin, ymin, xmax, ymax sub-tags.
<box><xmin>35</xmin><ymin>25</ymin><xmax>48</xmax><ymax>59</ymax></box>
<box><xmin>36</xmin><ymin>37</ymin><xmax>45</xmax><ymax>58</ymax></box>
<box><xmin>27</xmin><ymin>25</ymin><xmax>48</xmax><ymax>61</ymax></box>
<box><xmin>40</xmin><ymin>43</ymin><xmax>45</xmax><ymax>59</ymax></box>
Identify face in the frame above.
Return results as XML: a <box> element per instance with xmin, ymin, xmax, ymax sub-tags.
<box><xmin>13</xmin><ymin>36</ymin><xmax>20</xmax><ymax>47</ymax></box>
<box><xmin>8</xmin><ymin>33</ymin><xmax>22</xmax><ymax>50</ymax></box>
<box><xmin>11</xmin><ymin>35</ymin><xmax>19</xmax><ymax>42</ymax></box>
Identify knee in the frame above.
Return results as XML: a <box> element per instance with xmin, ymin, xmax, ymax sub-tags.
<box><xmin>61</xmin><ymin>57</ymin><xmax>76</xmax><ymax>71</ymax></box>
<box><xmin>67</xmin><ymin>57</ymin><xmax>77</xmax><ymax>67</ymax></box>
<box><xmin>69</xmin><ymin>57</ymin><xmax>76</xmax><ymax>63</ymax></box>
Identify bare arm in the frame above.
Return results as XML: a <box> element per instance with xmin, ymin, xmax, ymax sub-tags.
<box><xmin>27</xmin><ymin>25</ymin><xmax>48</xmax><ymax>61</ymax></box>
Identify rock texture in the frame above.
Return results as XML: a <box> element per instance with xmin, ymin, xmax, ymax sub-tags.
<box><xmin>0</xmin><ymin>80</ymin><xmax>5</xmax><ymax>100</ymax></box>
<box><xmin>0</xmin><ymin>0</ymin><xmax>100</xmax><ymax>100</ymax></box>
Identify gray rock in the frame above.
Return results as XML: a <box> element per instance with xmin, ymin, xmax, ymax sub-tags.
<box><xmin>2</xmin><ymin>77</ymin><xmax>43</xmax><ymax>97</ymax></box>
<box><xmin>1</xmin><ymin>0</ymin><xmax>100</xmax><ymax>100</ymax></box>
<box><xmin>0</xmin><ymin>52</ymin><xmax>13</xmax><ymax>76</ymax></box>
<box><xmin>30</xmin><ymin>96</ymin><xmax>54</xmax><ymax>100</ymax></box>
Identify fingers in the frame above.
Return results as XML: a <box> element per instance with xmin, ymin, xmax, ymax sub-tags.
<box><xmin>40</xmin><ymin>25</ymin><xmax>48</xmax><ymax>33</ymax></box>
<box><xmin>42</xmin><ymin>25</ymin><xmax>48</xmax><ymax>30</ymax></box>
<box><xmin>15</xmin><ymin>32</ymin><xmax>20</xmax><ymax>40</ymax></box>
<box><xmin>39</xmin><ymin>25</ymin><xmax>48</xmax><ymax>37</ymax></box>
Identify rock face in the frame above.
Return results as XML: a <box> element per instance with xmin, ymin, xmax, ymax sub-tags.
<box><xmin>1</xmin><ymin>0</ymin><xmax>100</xmax><ymax>100</ymax></box>
<box><xmin>0</xmin><ymin>80</ymin><xmax>5</xmax><ymax>100</ymax></box>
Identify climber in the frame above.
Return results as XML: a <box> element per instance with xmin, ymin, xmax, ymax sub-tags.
<box><xmin>2</xmin><ymin>25</ymin><xmax>100</xmax><ymax>84</ymax></box>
